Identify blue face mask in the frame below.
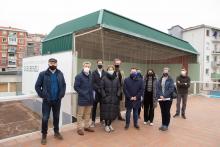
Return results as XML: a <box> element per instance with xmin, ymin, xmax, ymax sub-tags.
<box><xmin>130</xmin><ymin>72</ymin><xmax>137</xmax><ymax>78</ymax></box>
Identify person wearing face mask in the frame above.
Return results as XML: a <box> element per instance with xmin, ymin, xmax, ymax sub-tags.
<box><xmin>74</xmin><ymin>61</ymin><xmax>95</xmax><ymax>136</ymax></box>
<box><xmin>123</xmin><ymin>67</ymin><xmax>144</xmax><ymax>130</ymax></box>
<box><xmin>156</xmin><ymin>67</ymin><xmax>175</xmax><ymax>131</ymax></box>
<box><xmin>35</xmin><ymin>58</ymin><xmax>66</xmax><ymax>145</ymax></box>
<box><xmin>90</xmin><ymin>60</ymin><xmax>106</xmax><ymax>127</ymax></box>
<box><xmin>100</xmin><ymin>65</ymin><xmax>121</xmax><ymax>133</ymax></box>
<box><xmin>114</xmin><ymin>58</ymin><xmax>125</xmax><ymax>121</ymax></box>
<box><xmin>143</xmin><ymin>69</ymin><xmax>157</xmax><ymax>126</ymax></box>
<box><xmin>136</xmin><ymin>69</ymin><xmax>144</xmax><ymax>119</ymax></box>
<box><xmin>173</xmin><ymin>68</ymin><xmax>191</xmax><ymax>119</ymax></box>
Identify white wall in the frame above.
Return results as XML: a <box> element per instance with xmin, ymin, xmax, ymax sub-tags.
<box><xmin>22</xmin><ymin>51</ymin><xmax>76</xmax><ymax>125</ymax></box>
<box><xmin>182</xmin><ymin>28</ymin><xmax>206</xmax><ymax>81</ymax></box>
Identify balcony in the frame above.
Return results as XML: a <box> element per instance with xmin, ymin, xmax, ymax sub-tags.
<box><xmin>212</xmin><ymin>50</ymin><xmax>220</xmax><ymax>55</ymax></box>
<box><xmin>211</xmin><ymin>73</ymin><xmax>220</xmax><ymax>79</ymax></box>
<box><xmin>8</xmin><ymin>37</ymin><xmax>17</xmax><ymax>46</ymax></box>
<box><xmin>211</xmin><ymin>61</ymin><xmax>220</xmax><ymax>68</ymax></box>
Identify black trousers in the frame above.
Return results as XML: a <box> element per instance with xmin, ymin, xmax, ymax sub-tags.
<box><xmin>159</xmin><ymin>100</ymin><xmax>172</xmax><ymax>127</ymax></box>
<box><xmin>42</xmin><ymin>99</ymin><xmax>61</xmax><ymax>135</ymax></box>
<box><xmin>105</xmin><ymin>120</ymin><xmax>112</xmax><ymax>126</ymax></box>
<box><xmin>91</xmin><ymin>93</ymin><xmax>102</xmax><ymax>122</ymax></box>
<box><xmin>144</xmin><ymin>92</ymin><xmax>154</xmax><ymax>123</ymax></box>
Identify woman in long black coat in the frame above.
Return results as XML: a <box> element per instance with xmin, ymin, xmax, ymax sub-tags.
<box><xmin>101</xmin><ymin>65</ymin><xmax>121</xmax><ymax>133</ymax></box>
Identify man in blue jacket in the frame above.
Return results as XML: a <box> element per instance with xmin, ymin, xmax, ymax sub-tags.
<box><xmin>74</xmin><ymin>61</ymin><xmax>95</xmax><ymax>136</ymax></box>
<box><xmin>123</xmin><ymin>67</ymin><xmax>144</xmax><ymax>130</ymax></box>
<box><xmin>35</xmin><ymin>58</ymin><xmax>66</xmax><ymax>145</ymax></box>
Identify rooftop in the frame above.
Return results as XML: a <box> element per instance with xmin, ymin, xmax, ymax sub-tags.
<box><xmin>1</xmin><ymin>95</ymin><xmax>219</xmax><ymax>146</ymax></box>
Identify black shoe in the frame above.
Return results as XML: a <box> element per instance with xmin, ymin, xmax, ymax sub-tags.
<box><xmin>161</xmin><ymin>126</ymin><xmax>168</xmax><ymax>131</ymax></box>
<box><xmin>182</xmin><ymin>114</ymin><xmax>186</xmax><ymax>119</ymax></box>
<box><xmin>159</xmin><ymin>126</ymin><xmax>164</xmax><ymax>130</ymax></box>
<box><xmin>124</xmin><ymin>124</ymin><xmax>129</xmax><ymax>130</ymax></box>
<box><xmin>173</xmin><ymin>113</ymin><xmax>179</xmax><ymax>118</ymax></box>
<box><xmin>54</xmin><ymin>132</ymin><xmax>63</xmax><ymax>140</ymax></box>
<box><xmin>41</xmin><ymin>134</ymin><xmax>47</xmax><ymax>145</ymax></box>
<box><xmin>134</xmin><ymin>125</ymin><xmax>140</xmax><ymax>130</ymax></box>
<box><xmin>118</xmin><ymin>117</ymin><xmax>125</xmax><ymax>121</ymax></box>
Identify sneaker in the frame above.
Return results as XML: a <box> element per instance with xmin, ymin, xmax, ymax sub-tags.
<box><xmin>41</xmin><ymin>134</ymin><xmax>47</xmax><ymax>145</ymax></box>
<box><xmin>144</xmin><ymin>122</ymin><xmax>147</xmax><ymax>125</ymax></box>
<box><xmin>84</xmin><ymin>128</ymin><xmax>95</xmax><ymax>132</ymax></box>
<box><xmin>109</xmin><ymin>125</ymin><xmax>114</xmax><ymax>131</ymax></box>
<box><xmin>159</xmin><ymin>125</ymin><xmax>164</xmax><ymax>130</ymax></box>
<box><xmin>90</xmin><ymin>121</ymin><xmax>95</xmax><ymax>128</ymax></box>
<box><xmin>101</xmin><ymin>120</ymin><xmax>105</xmax><ymax>127</ymax></box>
<box><xmin>105</xmin><ymin>126</ymin><xmax>111</xmax><ymax>133</ymax></box>
<box><xmin>134</xmin><ymin>125</ymin><xmax>140</xmax><ymax>130</ymax></box>
<box><xmin>149</xmin><ymin>123</ymin><xmax>154</xmax><ymax>126</ymax></box>
<box><xmin>182</xmin><ymin>114</ymin><xmax>186</xmax><ymax>119</ymax></box>
<box><xmin>77</xmin><ymin>129</ymin><xmax>84</xmax><ymax>136</ymax></box>
<box><xmin>54</xmin><ymin>132</ymin><xmax>63</xmax><ymax>140</ymax></box>
<box><xmin>173</xmin><ymin>113</ymin><xmax>179</xmax><ymax>118</ymax></box>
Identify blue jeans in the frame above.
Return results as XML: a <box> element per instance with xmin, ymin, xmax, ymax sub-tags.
<box><xmin>41</xmin><ymin>99</ymin><xmax>61</xmax><ymax>135</ymax></box>
<box><xmin>126</xmin><ymin>107</ymin><xmax>139</xmax><ymax>126</ymax></box>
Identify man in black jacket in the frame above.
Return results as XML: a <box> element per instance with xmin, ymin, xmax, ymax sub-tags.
<box><xmin>114</xmin><ymin>58</ymin><xmax>125</xmax><ymax>121</ymax></box>
<box><xmin>35</xmin><ymin>58</ymin><xmax>66</xmax><ymax>145</ymax></box>
<box><xmin>90</xmin><ymin>59</ymin><xmax>106</xmax><ymax>127</ymax></box>
<box><xmin>174</xmin><ymin>68</ymin><xmax>191</xmax><ymax>119</ymax></box>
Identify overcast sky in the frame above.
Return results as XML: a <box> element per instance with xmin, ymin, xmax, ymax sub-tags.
<box><xmin>1</xmin><ymin>0</ymin><xmax>219</xmax><ymax>35</ymax></box>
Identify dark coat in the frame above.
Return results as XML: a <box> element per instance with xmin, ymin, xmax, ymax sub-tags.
<box><xmin>144</xmin><ymin>76</ymin><xmax>157</xmax><ymax>104</ymax></box>
<box><xmin>176</xmin><ymin>75</ymin><xmax>191</xmax><ymax>94</ymax></box>
<box><xmin>35</xmin><ymin>68</ymin><xmax>66</xmax><ymax>101</ymax></box>
<box><xmin>74</xmin><ymin>71</ymin><xmax>93</xmax><ymax>106</ymax></box>
<box><xmin>156</xmin><ymin>76</ymin><xmax>175</xmax><ymax>99</ymax></box>
<box><xmin>123</xmin><ymin>76</ymin><xmax>144</xmax><ymax>109</ymax></box>
<box><xmin>92</xmin><ymin>69</ymin><xmax>106</xmax><ymax>100</ymax></box>
<box><xmin>100</xmin><ymin>73</ymin><xmax>121</xmax><ymax>120</ymax></box>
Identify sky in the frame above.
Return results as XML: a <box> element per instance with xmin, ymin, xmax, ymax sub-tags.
<box><xmin>0</xmin><ymin>0</ymin><xmax>219</xmax><ymax>35</ymax></box>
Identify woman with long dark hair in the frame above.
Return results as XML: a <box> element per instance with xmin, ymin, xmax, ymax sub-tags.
<box><xmin>143</xmin><ymin>69</ymin><xmax>157</xmax><ymax>126</ymax></box>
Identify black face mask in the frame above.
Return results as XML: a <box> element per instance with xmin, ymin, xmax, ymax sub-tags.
<box><xmin>97</xmin><ymin>65</ymin><xmax>103</xmax><ymax>69</ymax></box>
<box><xmin>115</xmin><ymin>65</ymin><xmax>120</xmax><ymax>69</ymax></box>
<box><xmin>163</xmin><ymin>73</ymin><xmax>168</xmax><ymax>77</ymax></box>
<box><xmin>49</xmin><ymin>65</ymin><xmax>57</xmax><ymax>70</ymax></box>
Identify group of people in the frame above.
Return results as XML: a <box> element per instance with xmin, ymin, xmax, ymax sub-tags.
<box><xmin>35</xmin><ymin>58</ymin><xmax>191</xmax><ymax>145</ymax></box>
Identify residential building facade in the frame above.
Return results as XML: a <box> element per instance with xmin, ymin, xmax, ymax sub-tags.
<box><xmin>0</xmin><ymin>27</ymin><xmax>27</xmax><ymax>71</ymax></box>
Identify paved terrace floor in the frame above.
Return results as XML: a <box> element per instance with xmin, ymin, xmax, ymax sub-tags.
<box><xmin>0</xmin><ymin>95</ymin><xmax>220</xmax><ymax>147</ymax></box>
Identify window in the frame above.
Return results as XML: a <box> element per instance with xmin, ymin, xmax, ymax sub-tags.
<box><xmin>2</xmin><ymin>52</ymin><xmax>7</xmax><ymax>58</ymax></box>
<box><xmin>18</xmin><ymin>39</ymin><xmax>24</xmax><ymax>45</ymax></box>
<box><xmin>18</xmin><ymin>53</ymin><xmax>23</xmax><ymax>58</ymax></box>
<box><xmin>2</xmin><ymin>31</ymin><xmax>7</xmax><ymax>35</ymax></box>
<box><xmin>206</xmin><ymin>30</ymin><xmax>210</xmax><ymax>36</ymax></box>
<box><xmin>19</xmin><ymin>32</ymin><xmax>24</xmax><ymax>37</ymax></box>
<box><xmin>1</xmin><ymin>57</ymin><xmax>7</xmax><ymax>64</ymax></box>
<box><xmin>206</xmin><ymin>56</ymin><xmax>209</xmax><ymax>62</ymax></box>
<box><xmin>8</xmin><ymin>32</ymin><xmax>17</xmax><ymax>37</ymax></box>
<box><xmin>2</xmin><ymin>38</ymin><xmax>7</xmax><ymax>43</ymax></box>
<box><xmin>214</xmin><ymin>56</ymin><xmax>217</xmax><ymax>62</ymax></box>
<box><xmin>206</xmin><ymin>69</ymin><xmax>209</xmax><ymax>75</ymax></box>
<box><xmin>2</xmin><ymin>45</ymin><xmax>7</xmax><ymax>51</ymax></box>
<box><xmin>8</xmin><ymin>46</ymin><xmax>16</xmax><ymax>52</ymax></box>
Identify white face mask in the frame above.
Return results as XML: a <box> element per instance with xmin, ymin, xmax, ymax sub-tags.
<box><xmin>84</xmin><ymin>67</ymin><xmax>90</xmax><ymax>73</ymax></box>
<box><xmin>181</xmin><ymin>71</ymin><xmax>186</xmax><ymax>76</ymax></box>
<box><xmin>163</xmin><ymin>69</ymin><xmax>169</xmax><ymax>74</ymax></box>
<box><xmin>108</xmin><ymin>70</ymin><xmax>114</xmax><ymax>75</ymax></box>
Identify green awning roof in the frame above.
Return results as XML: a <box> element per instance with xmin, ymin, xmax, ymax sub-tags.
<box><xmin>43</xmin><ymin>9</ymin><xmax>198</xmax><ymax>55</ymax></box>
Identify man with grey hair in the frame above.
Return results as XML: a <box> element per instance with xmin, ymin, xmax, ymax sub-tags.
<box><xmin>74</xmin><ymin>61</ymin><xmax>95</xmax><ymax>135</ymax></box>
